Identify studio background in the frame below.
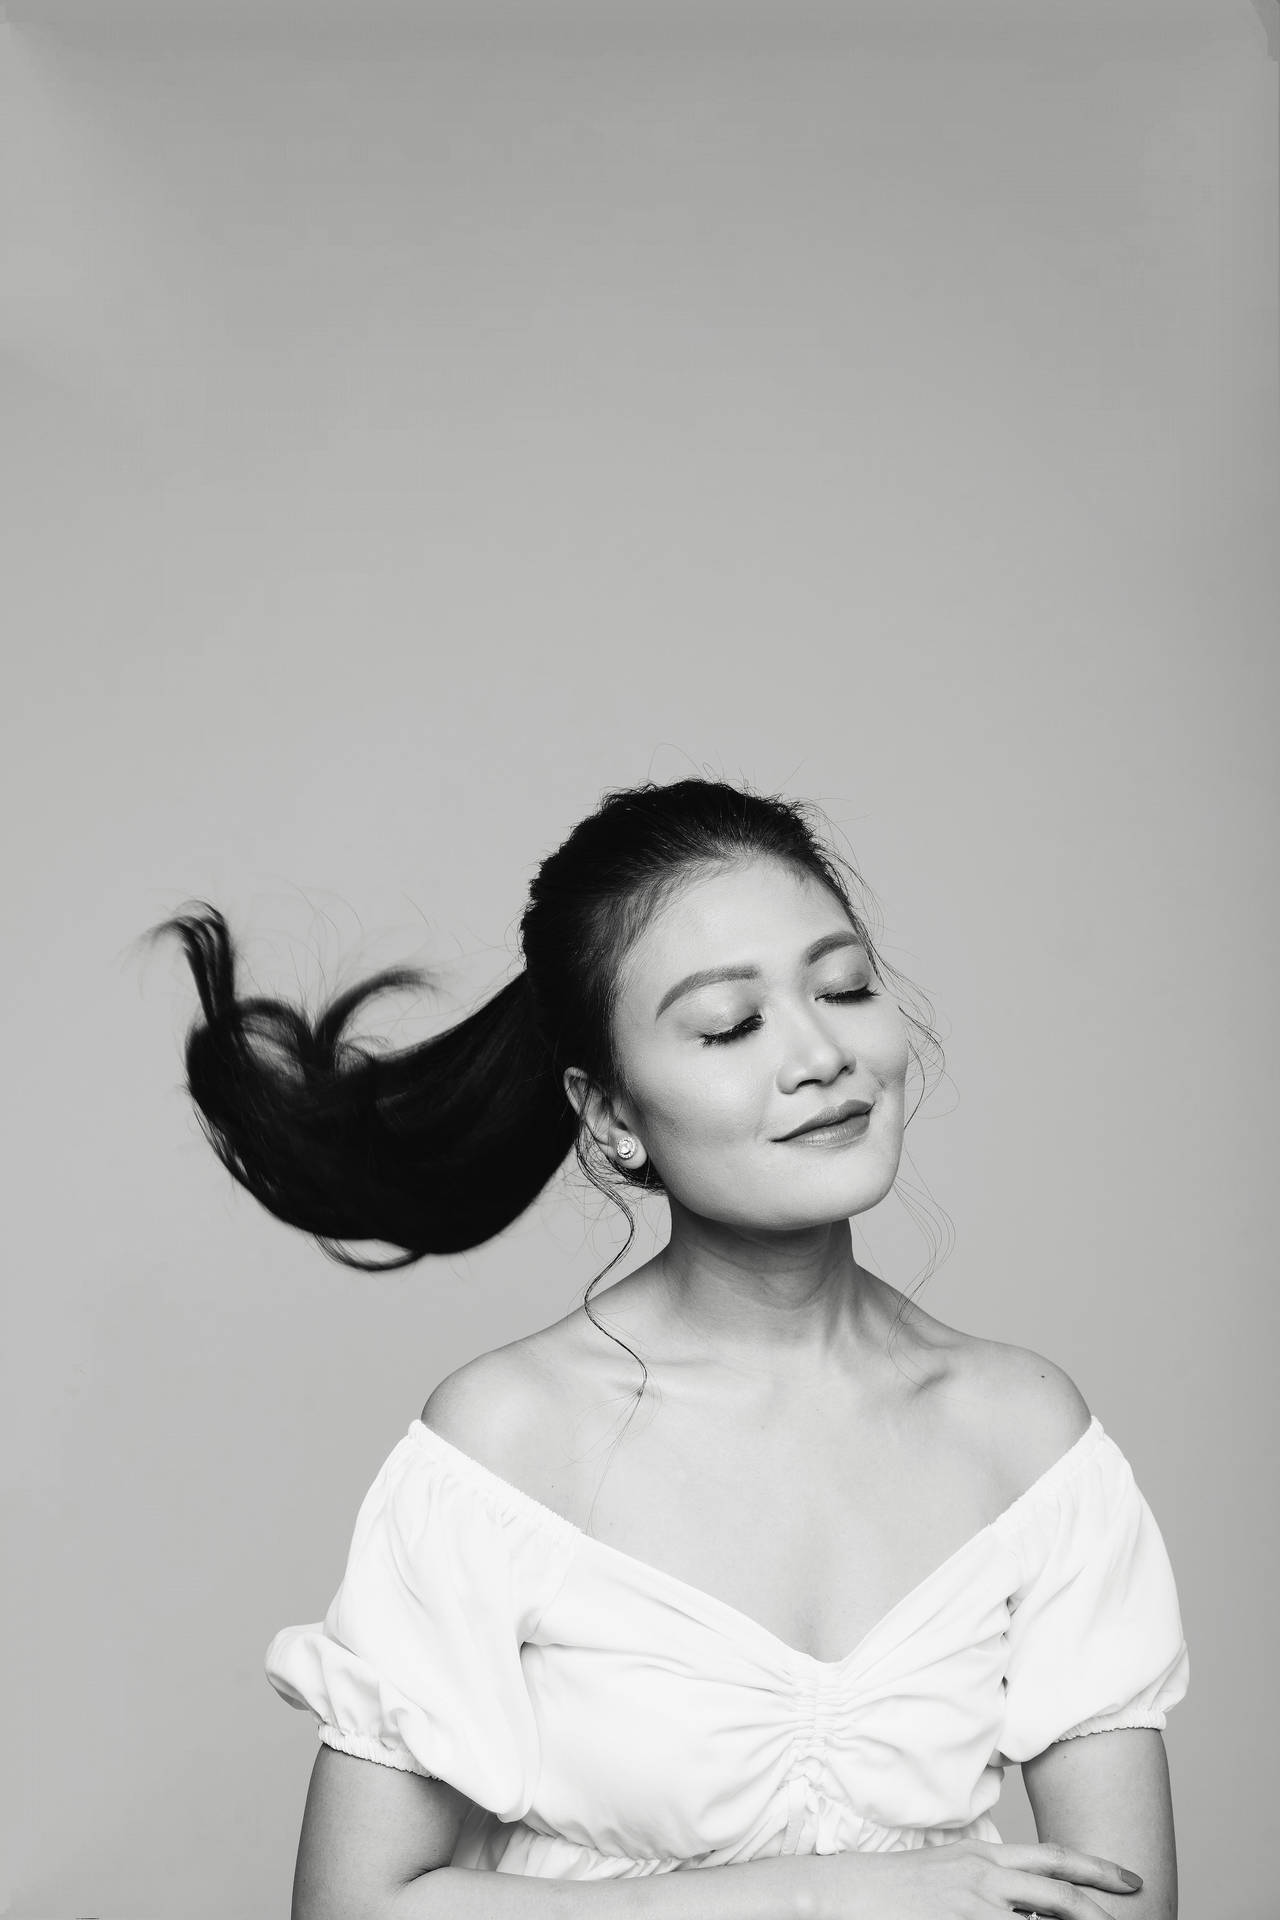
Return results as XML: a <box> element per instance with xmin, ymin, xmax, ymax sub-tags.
<box><xmin>4</xmin><ymin>4</ymin><xmax>1276</xmax><ymax>1916</ymax></box>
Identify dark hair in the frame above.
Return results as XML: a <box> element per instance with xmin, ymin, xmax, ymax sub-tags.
<box><xmin>152</xmin><ymin>778</ymin><xmax>943</xmax><ymax>1289</ymax></box>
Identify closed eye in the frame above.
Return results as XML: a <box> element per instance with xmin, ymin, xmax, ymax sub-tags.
<box><xmin>700</xmin><ymin>1014</ymin><xmax>764</xmax><ymax>1047</ymax></box>
<box><xmin>699</xmin><ymin>986</ymin><xmax>878</xmax><ymax>1046</ymax></box>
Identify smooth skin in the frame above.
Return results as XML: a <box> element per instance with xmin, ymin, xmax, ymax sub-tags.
<box><xmin>290</xmin><ymin>858</ymin><xmax>1178</xmax><ymax>1919</ymax></box>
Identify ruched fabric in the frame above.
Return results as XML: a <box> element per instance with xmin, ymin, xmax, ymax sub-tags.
<box><xmin>265</xmin><ymin>1414</ymin><xmax>1188</xmax><ymax>1876</ymax></box>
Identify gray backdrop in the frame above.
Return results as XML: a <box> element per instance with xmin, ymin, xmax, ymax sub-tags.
<box><xmin>4</xmin><ymin>4</ymin><xmax>1277</xmax><ymax>1916</ymax></box>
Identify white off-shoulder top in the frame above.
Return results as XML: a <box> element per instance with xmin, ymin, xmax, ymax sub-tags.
<box><xmin>265</xmin><ymin>1413</ymin><xmax>1189</xmax><ymax>1878</ymax></box>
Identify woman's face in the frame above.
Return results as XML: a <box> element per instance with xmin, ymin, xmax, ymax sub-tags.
<box><xmin>606</xmin><ymin>858</ymin><xmax>910</xmax><ymax>1233</ymax></box>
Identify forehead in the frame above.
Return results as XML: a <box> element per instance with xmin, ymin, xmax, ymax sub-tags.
<box><xmin>621</xmin><ymin>860</ymin><xmax>857</xmax><ymax>1000</ymax></box>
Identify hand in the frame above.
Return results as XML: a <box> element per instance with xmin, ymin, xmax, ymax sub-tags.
<box><xmin>805</xmin><ymin>1838</ymin><xmax>1144</xmax><ymax>1917</ymax></box>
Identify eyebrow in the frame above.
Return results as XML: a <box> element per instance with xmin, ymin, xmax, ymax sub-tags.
<box><xmin>654</xmin><ymin>932</ymin><xmax>866</xmax><ymax>1019</ymax></box>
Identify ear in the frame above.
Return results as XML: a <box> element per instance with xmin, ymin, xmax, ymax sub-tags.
<box><xmin>562</xmin><ymin>1066</ymin><xmax>648</xmax><ymax>1173</ymax></box>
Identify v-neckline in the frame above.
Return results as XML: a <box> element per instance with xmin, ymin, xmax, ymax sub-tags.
<box><xmin>407</xmin><ymin>1413</ymin><xmax>1104</xmax><ymax>1673</ymax></box>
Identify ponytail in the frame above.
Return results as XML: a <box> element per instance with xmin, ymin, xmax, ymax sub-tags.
<box><xmin>155</xmin><ymin>906</ymin><xmax>579</xmax><ymax>1268</ymax></box>
<box><xmin>154</xmin><ymin>779</ymin><xmax>943</xmax><ymax>1281</ymax></box>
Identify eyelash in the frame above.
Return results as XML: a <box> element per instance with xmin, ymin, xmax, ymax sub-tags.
<box><xmin>699</xmin><ymin>987</ymin><xmax>880</xmax><ymax>1047</ymax></box>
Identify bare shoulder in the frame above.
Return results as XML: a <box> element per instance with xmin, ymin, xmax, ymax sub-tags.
<box><xmin>419</xmin><ymin>1319</ymin><xmax>577</xmax><ymax>1479</ymax></box>
<box><xmin>420</xmin><ymin>1344</ymin><xmax>547</xmax><ymax>1467</ymax></box>
<box><xmin>958</xmin><ymin>1333</ymin><xmax>1093</xmax><ymax>1498</ymax></box>
<box><xmin>892</xmin><ymin>1291</ymin><xmax>1093</xmax><ymax>1503</ymax></box>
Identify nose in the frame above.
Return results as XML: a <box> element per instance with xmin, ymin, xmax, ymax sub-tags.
<box><xmin>775</xmin><ymin>1001</ymin><xmax>852</xmax><ymax>1094</ymax></box>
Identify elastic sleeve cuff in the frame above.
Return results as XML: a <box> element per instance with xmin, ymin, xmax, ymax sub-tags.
<box><xmin>1055</xmin><ymin>1710</ymin><xmax>1169</xmax><ymax>1742</ymax></box>
<box><xmin>318</xmin><ymin>1723</ymin><xmax>440</xmax><ymax>1778</ymax></box>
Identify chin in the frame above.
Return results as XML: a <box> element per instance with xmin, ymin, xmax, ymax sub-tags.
<box><xmin>667</xmin><ymin>1153</ymin><xmax>900</xmax><ymax>1233</ymax></box>
<box><xmin>737</xmin><ymin>1178</ymin><xmax>895</xmax><ymax>1234</ymax></box>
<box><xmin>790</xmin><ymin>1171</ymin><xmax>897</xmax><ymax>1228</ymax></box>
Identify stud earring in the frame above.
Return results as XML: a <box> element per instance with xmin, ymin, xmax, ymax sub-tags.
<box><xmin>614</xmin><ymin>1136</ymin><xmax>637</xmax><ymax>1161</ymax></box>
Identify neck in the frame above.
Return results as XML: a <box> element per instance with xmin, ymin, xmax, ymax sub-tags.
<box><xmin>651</xmin><ymin>1205</ymin><xmax>883</xmax><ymax>1370</ymax></box>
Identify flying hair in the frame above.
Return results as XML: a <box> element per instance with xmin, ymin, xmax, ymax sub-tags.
<box><xmin>150</xmin><ymin>778</ymin><xmax>947</xmax><ymax>1377</ymax></box>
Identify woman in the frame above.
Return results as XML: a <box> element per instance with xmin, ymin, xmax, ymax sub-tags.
<box><xmin>159</xmin><ymin>778</ymin><xmax>1188</xmax><ymax>1918</ymax></box>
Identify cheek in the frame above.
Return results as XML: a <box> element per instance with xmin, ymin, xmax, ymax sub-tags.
<box><xmin>872</xmin><ymin>1004</ymin><xmax>912</xmax><ymax>1082</ymax></box>
<box><xmin>658</xmin><ymin>1076</ymin><xmax>755</xmax><ymax>1149</ymax></box>
<box><xmin>635</xmin><ymin>1076</ymin><xmax>768</xmax><ymax>1216</ymax></box>
<box><xmin>628</xmin><ymin>1050</ymin><xmax>761</xmax><ymax>1158</ymax></box>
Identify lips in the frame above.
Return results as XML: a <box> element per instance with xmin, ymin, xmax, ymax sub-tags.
<box><xmin>777</xmin><ymin>1098</ymin><xmax>872</xmax><ymax>1141</ymax></box>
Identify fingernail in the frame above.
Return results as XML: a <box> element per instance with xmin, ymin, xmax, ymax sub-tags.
<box><xmin>1119</xmin><ymin>1869</ymin><xmax>1143</xmax><ymax>1890</ymax></box>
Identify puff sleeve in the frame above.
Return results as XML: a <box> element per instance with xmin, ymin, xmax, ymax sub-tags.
<box><xmin>996</xmin><ymin>1423</ymin><xmax>1189</xmax><ymax>1765</ymax></box>
<box><xmin>265</xmin><ymin>1423</ymin><xmax>570</xmax><ymax>1825</ymax></box>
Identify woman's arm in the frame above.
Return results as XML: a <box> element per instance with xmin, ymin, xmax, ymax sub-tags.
<box><xmin>391</xmin><ymin>1860</ymin><xmax>818</xmax><ymax>1918</ymax></box>
<box><xmin>301</xmin><ymin>1746</ymin><xmax>1141</xmax><ymax>1920</ymax></box>
<box><xmin>296</xmin><ymin>1746</ymin><xmax>816</xmax><ymax>1919</ymax></box>
<box><xmin>1022</xmin><ymin>1728</ymin><xmax>1177</xmax><ymax>1919</ymax></box>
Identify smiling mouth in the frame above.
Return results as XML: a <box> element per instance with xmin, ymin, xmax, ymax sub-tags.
<box><xmin>776</xmin><ymin>1098</ymin><xmax>872</xmax><ymax>1141</ymax></box>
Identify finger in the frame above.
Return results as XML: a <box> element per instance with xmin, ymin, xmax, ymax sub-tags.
<box><xmin>993</xmin><ymin>1842</ymin><xmax>1143</xmax><ymax>1894</ymax></box>
<box><xmin>1001</xmin><ymin>1869</ymin><xmax>1119</xmax><ymax>1919</ymax></box>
